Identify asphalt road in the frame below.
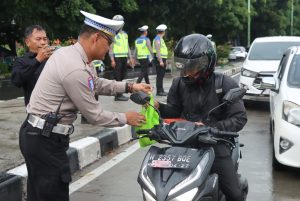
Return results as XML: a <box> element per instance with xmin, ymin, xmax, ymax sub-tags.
<box><xmin>69</xmin><ymin>74</ymin><xmax>300</xmax><ymax>201</ymax></box>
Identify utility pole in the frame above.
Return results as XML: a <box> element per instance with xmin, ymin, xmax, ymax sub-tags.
<box><xmin>291</xmin><ymin>0</ymin><xmax>294</xmax><ymax>36</ymax></box>
<box><xmin>247</xmin><ymin>0</ymin><xmax>251</xmax><ymax>48</ymax></box>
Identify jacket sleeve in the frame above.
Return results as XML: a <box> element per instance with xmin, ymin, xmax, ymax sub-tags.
<box><xmin>62</xmin><ymin>69</ymin><xmax>127</xmax><ymax>126</ymax></box>
<box><xmin>11</xmin><ymin>57</ymin><xmax>40</xmax><ymax>87</ymax></box>
<box><xmin>159</xmin><ymin>78</ymin><xmax>182</xmax><ymax>118</ymax></box>
<box><xmin>209</xmin><ymin>75</ymin><xmax>247</xmax><ymax>132</ymax></box>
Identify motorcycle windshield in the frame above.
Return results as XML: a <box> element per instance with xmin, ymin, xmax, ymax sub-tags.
<box><xmin>163</xmin><ymin>121</ymin><xmax>209</xmax><ymax>145</ymax></box>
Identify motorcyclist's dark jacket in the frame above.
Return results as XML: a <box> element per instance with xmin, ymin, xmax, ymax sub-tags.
<box><xmin>11</xmin><ymin>52</ymin><xmax>46</xmax><ymax>106</ymax></box>
<box><xmin>159</xmin><ymin>72</ymin><xmax>247</xmax><ymax>156</ymax></box>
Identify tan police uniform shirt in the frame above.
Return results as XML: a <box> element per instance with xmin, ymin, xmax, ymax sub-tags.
<box><xmin>27</xmin><ymin>42</ymin><xmax>127</xmax><ymax>126</ymax></box>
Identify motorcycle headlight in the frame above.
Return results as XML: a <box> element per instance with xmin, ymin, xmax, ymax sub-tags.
<box><xmin>168</xmin><ymin>152</ymin><xmax>209</xmax><ymax>198</ymax></box>
<box><xmin>241</xmin><ymin>68</ymin><xmax>258</xmax><ymax>78</ymax></box>
<box><xmin>282</xmin><ymin>101</ymin><xmax>300</xmax><ymax>127</ymax></box>
<box><xmin>141</xmin><ymin>166</ymin><xmax>156</xmax><ymax>195</ymax></box>
<box><xmin>170</xmin><ymin>188</ymin><xmax>198</xmax><ymax>201</ymax></box>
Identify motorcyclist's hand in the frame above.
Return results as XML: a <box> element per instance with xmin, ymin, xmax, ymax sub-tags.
<box><xmin>154</xmin><ymin>101</ymin><xmax>159</xmax><ymax>109</ymax></box>
<box><xmin>36</xmin><ymin>46</ymin><xmax>53</xmax><ymax>62</ymax></box>
<box><xmin>125</xmin><ymin>111</ymin><xmax>146</xmax><ymax>126</ymax></box>
<box><xmin>111</xmin><ymin>59</ymin><xmax>116</xmax><ymax>69</ymax></box>
<box><xmin>195</xmin><ymin>121</ymin><xmax>205</xmax><ymax>126</ymax></box>
<box><xmin>132</xmin><ymin>83</ymin><xmax>152</xmax><ymax>94</ymax></box>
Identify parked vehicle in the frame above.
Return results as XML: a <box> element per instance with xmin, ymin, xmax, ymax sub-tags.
<box><xmin>130</xmin><ymin>89</ymin><xmax>248</xmax><ymax>201</ymax></box>
<box><xmin>228</xmin><ymin>46</ymin><xmax>247</xmax><ymax>61</ymax></box>
<box><xmin>253</xmin><ymin>46</ymin><xmax>300</xmax><ymax>170</ymax></box>
<box><xmin>239</xmin><ymin>36</ymin><xmax>300</xmax><ymax>102</ymax></box>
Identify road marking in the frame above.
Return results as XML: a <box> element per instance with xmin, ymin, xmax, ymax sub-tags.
<box><xmin>69</xmin><ymin>142</ymin><xmax>140</xmax><ymax>194</ymax></box>
<box><xmin>232</xmin><ymin>72</ymin><xmax>240</xmax><ymax>79</ymax></box>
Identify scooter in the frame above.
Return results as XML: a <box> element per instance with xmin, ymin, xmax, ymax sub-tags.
<box><xmin>130</xmin><ymin>88</ymin><xmax>248</xmax><ymax>201</ymax></box>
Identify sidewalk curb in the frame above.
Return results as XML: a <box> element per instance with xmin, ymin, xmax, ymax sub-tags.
<box><xmin>1</xmin><ymin>125</ymin><xmax>133</xmax><ymax>201</ymax></box>
<box><xmin>0</xmin><ymin>66</ymin><xmax>242</xmax><ymax>201</ymax></box>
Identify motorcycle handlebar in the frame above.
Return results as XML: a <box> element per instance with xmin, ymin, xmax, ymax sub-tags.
<box><xmin>210</xmin><ymin>128</ymin><xmax>239</xmax><ymax>137</ymax></box>
<box><xmin>136</xmin><ymin>129</ymin><xmax>152</xmax><ymax>135</ymax></box>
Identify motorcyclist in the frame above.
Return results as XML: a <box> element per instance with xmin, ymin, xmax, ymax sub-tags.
<box><xmin>155</xmin><ymin>34</ymin><xmax>247</xmax><ymax>201</ymax></box>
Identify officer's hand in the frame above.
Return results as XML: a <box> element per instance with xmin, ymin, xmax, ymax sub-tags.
<box><xmin>154</xmin><ymin>101</ymin><xmax>159</xmax><ymax>109</ymax></box>
<box><xmin>159</xmin><ymin>60</ymin><xmax>164</xmax><ymax>67</ymax></box>
<box><xmin>132</xmin><ymin>83</ymin><xmax>152</xmax><ymax>94</ymax></box>
<box><xmin>111</xmin><ymin>60</ymin><xmax>116</xmax><ymax>68</ymax></box>
<box><xmin>36</xmin><ymin>46</ymin><xmax>53</xmax><ymax>62</ymax></box>
<box><xmin>195</xmin><ymin>121</ymin><xmax>205</xmax><ymax>126</ymax></box>
<box><xmin>125</xmin><ymin>111</ymin><xmax>146</xmax><ymax>126</ymax></box>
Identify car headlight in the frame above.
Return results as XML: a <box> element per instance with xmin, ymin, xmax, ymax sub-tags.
<box><xmin>241</xmin><ymin>68</ymin><xmax>258</xmax><ymax>78</ymax></box>
<box><xmin>282</xmin><ymin>101</ymin><xmax>300</xmax><ymax>127</ymax></box>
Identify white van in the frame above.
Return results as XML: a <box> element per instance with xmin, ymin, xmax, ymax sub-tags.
<box><xmin>239</xmin><ymin>36</ymin><xmax>300</xmax><ymax>101</ymax></box>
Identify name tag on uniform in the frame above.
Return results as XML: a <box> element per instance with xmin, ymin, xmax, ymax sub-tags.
<box><xmin>88</xmin><ymin>76</ymin><xmax>94</xmax><ymax>92</ymax></box>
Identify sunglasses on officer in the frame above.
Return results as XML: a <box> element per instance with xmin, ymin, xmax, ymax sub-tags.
<box><xmin>98</xmin><ymin>32</ymin><xmax>113</xmax><ymax>45</ymax></box>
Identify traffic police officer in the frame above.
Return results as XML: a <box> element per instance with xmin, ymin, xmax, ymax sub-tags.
<box><xmin>134</xmin><ymin>25</ymin><xmax>153</xmax><ymax>84</ymax></box>
<box><xmin>153</xmin><ymin>24</ymin><xmax>168</xmax><ymax>96</ymax></box>
<box><xmin>109</xmin><ymin>14</ymin><xmax>134</xmax><ymax>101</ymax></box>
<box><xmin>20</xmin><ymin>10</ymin><xmax>151</xmax><ymax>201</ymax></box>
<box><xmin>207</xmin><ymin>34</ymin><xmax>216</xmax><ymax>52</ymax></box>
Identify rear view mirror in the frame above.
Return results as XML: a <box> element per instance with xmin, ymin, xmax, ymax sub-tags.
<box><xmin>222</xmin><ymin>88</ymin><xmax>246</xmax><ymax>103</ymax></box>
<box><xmin>130</xmin><ymin>91</ymin><xmax>150</xmax><ymax>105</ymax></box>
<box><xmin>253</xmin><ymin>77</ymin><xmax>277</xmax><ymax>90</ymax></box>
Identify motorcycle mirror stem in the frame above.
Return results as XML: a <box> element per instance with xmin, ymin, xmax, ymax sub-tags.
<box><xmin>130</xmin><ymin>92</ymin><xmax>163</xmax><ymax>124</ymax></box>
<box><xmin>206</xmin><ymin>87</ymin><xmax>246</xmax><ymax>121</ymax></box>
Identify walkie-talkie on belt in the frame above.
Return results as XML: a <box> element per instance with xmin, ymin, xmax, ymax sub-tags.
<box><xmin>41</xmin><ymin>97</ymin><xmax>65</xmax><ymax>137</ymax></box>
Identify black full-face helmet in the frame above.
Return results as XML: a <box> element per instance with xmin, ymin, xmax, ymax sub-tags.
<box><xmin>173</xmin><ymin>34</ymin><xmax>217</xmax><ymax>85</ymax></box>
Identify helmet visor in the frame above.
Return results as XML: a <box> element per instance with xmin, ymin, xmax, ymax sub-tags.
<box><xmin>173</xmin><ymin>56</ymin><xmax>209</xmax><ymax>77</ymax></box>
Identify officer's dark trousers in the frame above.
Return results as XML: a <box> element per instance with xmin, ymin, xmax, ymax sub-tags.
<box><xmin>113</xmin><ymin>57</ymin><xmax>128</xmax><ymax>81</ymax></box>
<box><xmin>154</xmin><ymin>57</ymin><xmax>166</xmax><ymax>93</ymax></box>
<box><xmin>136</xmin><ymin>59</ymin><xmax>150</xmax><ymax>84</ymax></box>
<box><xmin>211</xmin><ymin>145</ymin><xmax>244</xmax><ymax>201</ymax></box>
<box><xmin>19</xmin><ymin>119</ymin><xmax>71</xmax><ymax>201</ymax></box>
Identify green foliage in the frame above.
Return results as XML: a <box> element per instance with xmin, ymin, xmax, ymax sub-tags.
<box><xmin>217</xmin><ymin>44</ymin><xmax>231</xmax><ymax>60</ymax></box>
<box><xmin>1</xmin><ymin>0</ymin><xmax>299</xmax><ymax>50</ymax></box>
<box><xmin>0</xmin><ymin>62</ymin><xmax>9</xmax><ymax>75</ymax></box>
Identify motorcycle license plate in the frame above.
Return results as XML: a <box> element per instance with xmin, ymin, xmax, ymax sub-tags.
<box><xmin>148</xmin><ymin>154</ymin><xmax>191</xmax><ymax>169</ymax></box>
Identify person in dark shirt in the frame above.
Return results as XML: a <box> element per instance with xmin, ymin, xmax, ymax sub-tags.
<box><xmin>11</xmin><ymin>25</ymin><xmax>53</xmax><ymax>106</ymax></box>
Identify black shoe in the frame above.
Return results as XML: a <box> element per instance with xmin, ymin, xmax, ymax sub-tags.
<box><xmin>114</xmin><ymin>94</ymin><xmax>129</xmax><ymax>101</ymax></box>
<box><xmin>157</xmin><ymin>91</ymin><xmax>168</xmax><ymax>96</ymax></box>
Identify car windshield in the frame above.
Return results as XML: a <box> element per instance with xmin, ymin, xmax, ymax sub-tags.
<box><xmin>248</xmin><ymin>41</ymin><xmax>300</xmax><ymax>60</ymax></box>
<box><xmin>287</xmin><ymin>55</ymin><xmax>300</xmax><ymax>88</ymax></box>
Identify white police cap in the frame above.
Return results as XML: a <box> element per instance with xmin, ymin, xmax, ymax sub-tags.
<box><xmin>156</xmin><ymin>24</ymin><xmax>167</xmax><ymax>31</ymax></box>
<box><xmin>206</xmin><ymin>34</ymin><xmax>212</xmax><ymax>38</ymax></box>
<box><xmin>112</xmin><ymin>15</ymin><xmax>124</xmax><ymax>21</ymax></box>
<box><xmin>80</xmin><ymin>10</ymin><xmax>124</xmax><ymax>37</ymax></box>
<box><xmin>138</xmin><ymin>25</ymin><xmax>148</xmax><ymax>32</ymax></box>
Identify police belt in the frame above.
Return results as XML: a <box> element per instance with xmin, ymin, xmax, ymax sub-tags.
<box><xmin>27</xmin><ymin>114</ymin><xmax>74</xmax><ymax>135</ymax></box>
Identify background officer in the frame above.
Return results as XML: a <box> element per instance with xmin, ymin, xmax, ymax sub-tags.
<box><xmin>11</xmin><ymin>25</ymin><xmax>54</xmax><ymax>106</ymax></box>
<box><xmin>109</xmin><ymin>14</ymin><xmax>134</xmax><ymax>101</ymax></box>
<box><xmin>207</xmin><ymin>34</ymin><xmax>216</xmax><ymax>51</ymax></box>
<box><xmin>153</xmin><ymin>24</ymin><xmax>168</xmax><ymax>96</ymax></box>
<box><xmin>20</xmin><ymin>10</ymin><xmax>151</xmax><ymax>201</ymax></box>
<box><xmin>134</xmin><ymin>25</ymin><xmax>153</xmax><ymax>84</ymax></box>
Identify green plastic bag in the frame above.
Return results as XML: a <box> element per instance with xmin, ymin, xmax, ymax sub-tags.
<box><xmin>135</xmin><ymin>94</ymin><xmax>159</xmax><ymax>147</ymax></box>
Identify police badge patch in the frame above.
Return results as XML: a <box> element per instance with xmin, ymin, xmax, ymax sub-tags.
<box><xmin>88</xmin><ymin>76</ymin><xmax>94</xmax><ymax>91</ymax></box>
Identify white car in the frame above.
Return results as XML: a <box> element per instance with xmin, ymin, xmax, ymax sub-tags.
<box><xmin>254</xmin><ymin>46</ymin><xmax>300</xmax><ymax>170</ymax></box>
<box><xmin>239</xmin><ymin>36</ymin><xmax>300</xmax><ymax>102</ymax></box>
<box><xmin>228</xmin><ymin>46</ymin><xmax>247</xmax><ymax>60</ymax></box>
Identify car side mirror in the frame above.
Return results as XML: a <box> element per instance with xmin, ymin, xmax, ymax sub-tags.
<box><xmin>222</xmin><ymin>88</ymin><xmax>247</xmax><ymax>103</ymax></box>
<box><xmin>253</xmin><ymin>77</ymin><xmax>277</xmax><ymax>90</ymax></box>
